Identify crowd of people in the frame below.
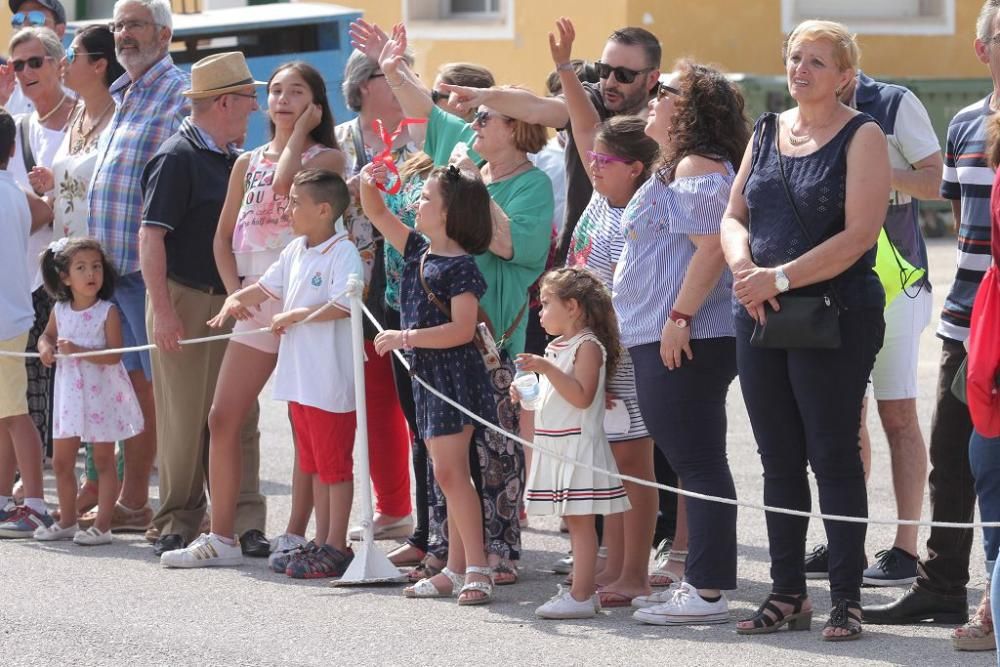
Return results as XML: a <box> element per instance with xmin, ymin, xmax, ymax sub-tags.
<box><xmin>0</xmin><ymin>0</ymin><xmax>999</xmax><ymax>651</ymax></box>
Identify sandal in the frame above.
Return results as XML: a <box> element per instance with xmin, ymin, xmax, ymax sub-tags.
<box><xmin>406</xmin><ymin>556</ymin><xmax>443</xmax><ymax>583</ymax></box>
<box><xmin>387</xmin><ymin>543</ymin><xmax>426</xmax><ymax>567</ymax></box>
<box><xmin>650</xmin><ymin>549</ymin><xmax>687</xmax><ymax>588</ymax></box>
<box><xmin>822</xmin><ymin>599</ymin><xmax>863</xmax><ymax>642</ymax></box>
<box><xmin>953</xmin><ymin>596</ymin><xmax>994</xmax><ymax>651</ymax></box>
<box><xmin>458</xmin><ymin>565</ymin><xmax>494</xmax><ymax>606</ymax></box>
<box><xmin>737</xmin><ymin>593</ymin><xmax>812</xmax><ymax>635</ymax></box>
<box><xmin>404</xmin><ymin>567</ymin><xmax>463</xmax><ymax>599</ymax></box>
<box><xmin>492</xmin><ymin>561</ymin><xmax>519</xmax><ymax>586</ymax></box>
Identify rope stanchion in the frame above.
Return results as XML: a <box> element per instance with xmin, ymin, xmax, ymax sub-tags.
<box><xmin>358</xmin><ymin>302</ymin><xmax>1000</xmax><ymax>531</ymax></box>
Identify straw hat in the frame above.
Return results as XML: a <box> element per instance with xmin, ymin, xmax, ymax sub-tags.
<box><xmin>183</xmin><ymin>52</ymin><xmax>265</xmax><ymax>99</ymax></box>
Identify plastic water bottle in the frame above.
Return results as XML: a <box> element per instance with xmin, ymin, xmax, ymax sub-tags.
<box><xmin>513</xmin><ymin>369</ymin><xmax>542</xmax><ymax>411</ymax></box>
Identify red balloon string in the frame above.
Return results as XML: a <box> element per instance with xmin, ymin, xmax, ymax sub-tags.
<box><xmin>371</xmin><ymin>117</ymin><xmax>427</xmax><ymax>194</ymax></box>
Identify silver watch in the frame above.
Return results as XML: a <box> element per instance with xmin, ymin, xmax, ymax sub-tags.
<box><xmin>774</xmin><ymin>266</ymin><xmax>790</xmax><ymax>293</ymax></box>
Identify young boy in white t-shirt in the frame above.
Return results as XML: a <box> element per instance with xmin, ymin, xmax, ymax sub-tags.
<box><xmin>0</xmin><ymin>108</ymin><xmax>60</xmax><ymax>538</ymax></box>
<box><xmin>193</xmin><ymin>169</ymin><xmax>362</xmax><ymax>578</ymax></box>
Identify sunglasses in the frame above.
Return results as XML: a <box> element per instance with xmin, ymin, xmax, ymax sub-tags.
<box><xmin>431</xmin><ymin>89</ymin><xmax>446</xmax><ymax>104</ymax></box>
<box><xmin>595</xmin><ymin>61</ymin><xmax>653</xmax><ymax>85</ymax></box>
<box><xmin>473</xmin><ymin>109</ymin><xmax>507</xmax><ymax>127</ymax></box>
<box><xmin>11</xmin><ymin>10</ymin><xmax>46</xmax><ymax>28</ymax></box>
<box><xmin>656</xmin><ymin>82</ymin><xmax>681</xmax><ymax>100</ymax></box>
<box><xmin>11</xmin><ymin>55</ymin><xmax>52</xmax><ymax>72</ymax></box>
<box><xmin>65</xmin><ymin>47</ymin><xmax>100</xmax><ymax>64</ymax></box>
<box><xmin>587</xmin><ymin>150</ymin><xmax>634</xmax><ymax>169</ymax></box>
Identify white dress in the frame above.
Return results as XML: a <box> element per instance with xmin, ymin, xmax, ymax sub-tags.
<box><xmin>52</xmin><ymin>300</ymin><xmax>144</xmax><ymax>442</ymax></box>
<box><xmin>524</xmin><ymin>329</ymin><xmax>631</xmax><ymax>516</ymax></box>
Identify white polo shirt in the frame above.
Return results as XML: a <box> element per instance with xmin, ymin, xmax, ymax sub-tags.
<box><xmin>258</xmin><ymin>231</ymin><xmax>363</xmax><ymax>413</ymax></box>
<box><xmin>0</xmin><ymin>170</ymin><xmax>33</xmax><ymax>340</ymax></box>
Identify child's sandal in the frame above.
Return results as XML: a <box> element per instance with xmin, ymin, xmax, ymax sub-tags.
<box><xmin>406</xmin><ymin>556</ymin><xmax>443</xmax><ymax>583</ymax></box>
<box><xmin>736</xmin><ymin>592</ymin><xmax>812</xmax><ymax>635</ymax></box>
<box><xmin>458</xmin><ymin>565</ymin><xmax>494</xmax><ymax>606</ymax></box>
<box><xmin>403</xmin><ymin>567</ymin><xmax>463</xmax><ymax>598</ymax></box>
<box><xmin>821</xmin><ymin>599</ymin><xmax>863</xmax><ymax>642</ymax></box>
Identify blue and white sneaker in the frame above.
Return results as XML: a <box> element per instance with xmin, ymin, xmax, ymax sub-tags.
<box><xmin>0</xmin><ymin>501</ymin><xmax>19</xmax><ymax>523</ymax></box>
<box><xmin>0</xmin><ymin>506</ymin><xmax>54</xmax><ymax>538</ymax></box>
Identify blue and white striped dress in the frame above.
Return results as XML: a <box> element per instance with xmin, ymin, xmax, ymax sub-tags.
<box><xmin>613</xmin><ymin>169</ymin><xmax>736</xmax><ymax>349</ymax></box>
<box><xmin>566</xmin><ymin>192</ymin><xmax>648</xmax><ymax>442</ymax></box>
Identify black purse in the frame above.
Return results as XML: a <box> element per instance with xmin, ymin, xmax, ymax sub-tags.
<box><xmin>750</xmin><ymin>115</ymin><xmax>842</xmax><ymax>350</ymax></box>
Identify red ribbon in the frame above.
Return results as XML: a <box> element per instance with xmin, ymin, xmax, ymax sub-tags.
<box><xmin>371</xmin><ymin>117</ymin><xmax>427</xmax><ymax>195</ymax></box>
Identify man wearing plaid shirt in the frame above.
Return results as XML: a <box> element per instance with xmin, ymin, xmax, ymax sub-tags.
<box><xmin>86</xmin><ymin>0</ymin><xmax>190</xmax><ymax>531</ymax></box>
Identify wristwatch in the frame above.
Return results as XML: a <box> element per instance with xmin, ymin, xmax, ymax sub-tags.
<box><xmin>669</xmin><ymin>309</ymin><xmax>692</xmax><ymax>328</ymax></box>
<box><xmin>774</xmin><ymin>266</ymin><xmax>791</xmax><ymax>293</ymax></box>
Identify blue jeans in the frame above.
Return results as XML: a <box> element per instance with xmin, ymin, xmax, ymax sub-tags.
<box><xmin>971</xmin><ymin>431</ymin><xmax>1000</xmax><ymax>582</ymax></box>
<box><xmin>112</xmin><ymin>271</ymin><xmax>152</xmax><ymax>380</ymax></box>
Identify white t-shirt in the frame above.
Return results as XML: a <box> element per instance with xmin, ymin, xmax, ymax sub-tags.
<box><xmin>0</xmin><ymin>170</ymin><xmax>34</xmax><ymax>340</ymax></box>
<box><xmin>530</xmin><ymin>134</ymin><xmax>567</xmax><ymax>235</ymax></box>
<box><xmin>5</xmin><ymin>84</ymin><xmax>33</xmax><ymax>117</ymax></box>
<box><xmin>884</xmin><ymin>90</ymin><xmax>941</xmax><ymax>206</ymax></box>
<box><xmin>258</xmin><ymin>231</ymin><xmax>362</xmax><ymax>413</ymax></box>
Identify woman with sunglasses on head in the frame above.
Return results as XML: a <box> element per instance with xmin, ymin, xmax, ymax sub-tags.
<box><xmin>609</xmin><ymin>53</ymin><xmax>750</xmax><ymax>625</ymax></box>
<box><xmin>544</xmin><ymin>17</ymin><xmax>661</xmax><ymax>610</ymax></box>
<box><xmin>721</xmin><ymin>20</ymin><xmax>888</xmax><ymax>641</ymax></box>
<box><xmin>358</xmin><ymin>25</ymin><xmax>553</xmax><ymax>585</ymax></box>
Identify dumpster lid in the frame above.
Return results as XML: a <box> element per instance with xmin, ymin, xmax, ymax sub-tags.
<box><xmin>69</xmin><ymin>2</ymin><xmax>360</xmax><ymax>35</ymax></box>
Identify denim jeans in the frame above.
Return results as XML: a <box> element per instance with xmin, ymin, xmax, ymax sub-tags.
<box><xmin>970</xmin><ymin>431</ymin><xmax>1000</xmax><ymax>582</ymax></box>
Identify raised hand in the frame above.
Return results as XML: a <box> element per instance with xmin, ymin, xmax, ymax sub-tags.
<box><xmin>436</xmin><ymin>83</ymin><xmax>488</xmax><ymax>116</ymax></box>
<box><xmin>293</xmin><ymin>103</ymin><xmax>323</xmax><ymax>136</ymax></box>
<box><xmin>548</xmin><ymin>16</ymin><xmax>576</xmax><ymax>65</ymax></box>
<box><xmin>0</xmin><ymin>63</ymin><xmax>15</xmax><ymax>106</ymax></box>
<box><xmin>360</xmin><ymin>161</ymin><xmax>389</xmax><ymax>189</ymax></box>
<box><xmin>377</xmin><ymin>31</ymin><xmax>409</xmax><ymax>76</ymax></box>
<box><xmin>349</xmin><ymin>18</ymin><xmax>390</xmax><ymax>63</ymax></box>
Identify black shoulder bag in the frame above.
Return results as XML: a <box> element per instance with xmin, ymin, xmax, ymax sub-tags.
<box><xmin>749</xmin><ymin>115</ymin><xmax>842</xmax><ymax>349</ymax></box>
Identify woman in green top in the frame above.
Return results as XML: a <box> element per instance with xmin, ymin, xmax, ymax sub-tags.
<box><xmin>362</xmin><ymin>27</ymin><xmax>554</xmax><ymax>580</ymax></box>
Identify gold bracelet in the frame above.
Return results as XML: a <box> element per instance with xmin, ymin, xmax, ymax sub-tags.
<box><xmin>387</xmin><ymin>77</ymin><xmax>405</xmax><ymax>89</ymax></box>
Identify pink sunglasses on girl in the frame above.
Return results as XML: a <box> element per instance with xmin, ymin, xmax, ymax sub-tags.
<box><xmin>587</xmin><ymin>150</ymin><xmax>634</xmax><ymax>169</ymax></box>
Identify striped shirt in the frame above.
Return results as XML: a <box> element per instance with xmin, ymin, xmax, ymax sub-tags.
<box><xmin>88</xmin><ymin>55</ymin><xmax>191</xmax><ymax>275</ymax></box>
<box><xmin>566</xmin><ymin>192</ymin><xmax>625</xmax><ymax>287</ymax></box>
<box><xmin>940</xmin><ymin>94</ymin><xmax>995</xmax><ymax>342</ymax></box>
<box><xmin>613</xmin><ymin>170</ymin><xmax>735</xmax><ymax>348</ymax></box>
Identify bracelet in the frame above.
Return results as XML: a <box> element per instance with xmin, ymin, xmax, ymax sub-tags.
<box><xmin>556</xmin><ymin>62</ymin><xmax>575</xmax><ymax>72</ymax></box>
<box><xmin>402</xmin><ymin>329</ymin><xmax>413</xmax><ymax>350</ymax></box>
<box><xmin>386</xmin><ymin>77</ymin><xmax>405</xmax><ymax>89</ymax></box>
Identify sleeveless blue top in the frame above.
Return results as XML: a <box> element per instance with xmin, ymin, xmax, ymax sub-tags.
<box><xmin>740</xmin><ymin>112</ymin><xmax>885</xmax><ymax>317</ymax></box>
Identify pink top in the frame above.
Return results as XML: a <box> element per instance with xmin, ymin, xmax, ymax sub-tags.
<box><xmin>232</xmin><ymin>143</ymin><xmax>332</xmax><ymax>276</ymax></box>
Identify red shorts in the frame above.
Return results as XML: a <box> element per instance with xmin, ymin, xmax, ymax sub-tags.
<box><xmin>289</xmin><ymin>402</ymin><xmax>356</xmax><ymax>484</ymax></box>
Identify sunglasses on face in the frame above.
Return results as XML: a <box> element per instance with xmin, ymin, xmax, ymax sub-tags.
<box><xmin>65</xmin><ymin>46</ymin><xmax>100</xmax><ymax>64</ymax></box>
<box><xmin>595</xmin><ymin>61</ymin><xmax>652</xmax><ymax>85</ymax></box>
<box><xmin>11</xmin><ymin>56</ymin><xmax>51</xmax><ymax>72</ymax></box>
<box><xmin>656</xmin><ymin>82</ymin><xmax>681</xmax><ymax>100</ymax></box>
<box><xmin>11</xmin><ymin>10</ymin><xmax>46</xmax><ymax>28</ymax></box>
<box><xmin>587</xmin><ymin>150</ymin><xmax>634</xmax><ymax>169</ymax></box>
<box><xmin>473</xmin><ymin>109</ymin><xmax>506</xmax><ymax>127</ymax></box>
<box><xmin>431</xmin><ymin>89</ymin><xmax>446</xmax><ymax>104</ymax></box>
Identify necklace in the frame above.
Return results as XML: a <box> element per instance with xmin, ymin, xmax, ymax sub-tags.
<box><xmin>70</xmin><ymin>100</ymin><xmax>115</xmax><ymax>154</ymax></box>
<box><xmin>487</xmin><ymin>158</ymin><xmax>531</xmax><ymax>182</ymax></box>
<box><xmin>787</xmin><ymin>127</ymin><xmax>812</xmax><ymax>146</ymax></box>
<box><xmin>37</xmin><ymin>93</ymin><xmax>68</xmax><ymax>124</ymax></box>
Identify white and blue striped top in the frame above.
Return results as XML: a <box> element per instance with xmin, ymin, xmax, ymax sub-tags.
<box><xmin>612</xmin><ymin>168</ymin><xmax>736</xmax><ymax>348</ymax></box>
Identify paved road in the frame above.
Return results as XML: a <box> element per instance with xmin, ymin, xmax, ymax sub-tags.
<box><xmin>1</xmin><ymin>237</ymin><xmax>993</xmax><ymax>666</ymax></box>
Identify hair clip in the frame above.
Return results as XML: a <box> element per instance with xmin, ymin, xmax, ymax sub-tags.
<box><xmin>48</xmin><ymin>237</ymin><xmax>69</xmax><ymax>254</ymax></box>
<box><xmin>446</xmin><ymin>164</ymin><xmax>462</xmax><ymax>180</ymax></box>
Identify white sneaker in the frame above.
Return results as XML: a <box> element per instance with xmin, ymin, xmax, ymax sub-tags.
<box><xmin>35</xmin><ymin>522</ymin><xmax>78</xmax><ymax>541</ymax></box>
<box><xmin>551</xmin><ymin>552</ymin><xmax>573</xmax><ymax>574</ymax></box>
<box><xmin>160</xmin><ymin>533</ymin><xmax>243</xmax><ymax>568</ymax></box>
<box><xmin>632</xmin><ymin>582</ymin><xmax>729</xmax><ymax>625</ymax></box>
<box><xmin>73</xmin><ymin>526</ymin><xmax>112</xmax><ymax>546</ymax></box>
<box><xmin>632</xmin><ymin>582</ymin><xmax>683</xmax><ymax>609</ymax></box>
<box><xmin>535</xmin><ymin>590</ymin><xmax>599</xmax><ymax>619</ymax></box>
<box><xmin>268</xmin><ymin>533</ymin><xmax>308</xmax><ymax>569</ymax></box>
<box><xmin>348</xmin><ymin>515</ymin><xmax>414</xmax><ymax>541</ymax></box>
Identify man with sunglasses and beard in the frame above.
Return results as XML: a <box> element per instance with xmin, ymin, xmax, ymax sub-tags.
<box><xmin>438</xmin><ymin>24</ymin><xmax>661</xmax><ymax>265</ymax></box>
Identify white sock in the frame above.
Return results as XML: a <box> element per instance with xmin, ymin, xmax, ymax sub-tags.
<box><xmin>24</xmin><ymin>498</ymin><xmax>47</xmax><ymax>514</ymax></box>
<box><xmin>211</xmin><ymin>532</ymin><xmax>237</xmax><ymax>546</ymax></box>
<box><xmin>0</xmin><ymin>495</ymin><xmax>11</xmax><ymax>508</ymax></box>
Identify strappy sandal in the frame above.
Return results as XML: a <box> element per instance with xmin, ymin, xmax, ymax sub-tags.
<box><xmin>952</xmin><ymin>596</ymin><xmax>995</xmax><ymax>651</ymax></box>
<box><xmin>650</xmin><ymin>549</ymin><xmax>687</xmax><ymax>588</ymax></box>
<box><xmin>457</xmin><ymin>565</ymin><xmax>494</xmax><ymax>606</ymax></box>
<box><xmin>406</xmin><ymin>556</ymin><xmax>443</xmax><ymax>584</ymax></box>
<box><xmin>492</xmin><ymin>561</ymin><xmax>519</xmax><ymax>586</ymax></box>
<box><xmin>736</xmin><ymin>593</ymin><xmax>812</xmax><ymax>635</ymax></box>
<box><xmin>404</xmin><ymin>567</ymin><xmax>463</xmax><ymax>599</ymax></box>
<box><xmin>822</xmin><ymin>599</ymin><xmax>863</xmax><ymax>642</ymax></box>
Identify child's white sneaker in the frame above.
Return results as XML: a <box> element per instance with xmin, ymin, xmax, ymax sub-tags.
<box><xmin>632</xmin><ymin>582</ymin><xmax>682</xmax><ymax>609</ymax></box>
<box><xmin>73</xmin><ymin>526</ymin><xmax>112</xmax><ymax>546</ymax></box>
<box><xmin>535</xmin><ymin>589</ymin><xmax>599</xmax><ymax>619</ymax></box>
<box><xmin>632</xmin><ymin>582</ymin><xmax>729</xmax><ymax>625</ymax></box>
<box><xmin>34</xmin><ymin>522</ymin><xmax>78</xmax><ymax>541</ymax></box>
<box><xmin>161</xmin><ymin>533</ymin><xmax>243</xmax><ymax>568</ymax></box>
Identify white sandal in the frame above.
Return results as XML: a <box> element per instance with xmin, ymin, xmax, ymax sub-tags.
<box><xmin>458</xmin><ymin>565</ymin><xmax>494</xmax><ymax>606</ymax></box>
<box><xmin>650</xmin><ymin>549</ymin><xmax>687</xmax><ymax>587</ymax></box>
<box><xmin>404</xmin><ymin>567</ymin><xmax>464</xmax><ymax>598</ymax></box>
<box><xmin>73</xmin><ymin>526</ymin><xmax>112</xmax><ymax>546</ymax></box>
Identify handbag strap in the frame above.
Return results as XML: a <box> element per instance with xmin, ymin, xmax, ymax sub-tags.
<box><xmin>18</xmin><ymin>114</ymin><xmax>36</xmax><ymax>175</ymax></box>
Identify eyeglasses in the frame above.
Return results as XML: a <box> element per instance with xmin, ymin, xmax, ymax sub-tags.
<box><xmin>225</xmin><ymin>92</ymin><xmax>259</xmax><ymax>100</ymax></box>
<box><xmin>368</xmin><ymin>72</ymin><xmax>385</xmax><ymax>80</ymax></box>
<box><xmin>431</xmin><ymin>89</ymin><xmax>446</xmax><ymax>104</ymax></box>
<box><xmin>65</xmin><ymin>47</ymin><xmax>100</xmax><ymax>64</ymax></box>
<box><xmin>473</xmin><ymin>109</ymin><xmax>506</xmax><ymax>127</ymax></box>
<box><xmin>11</xmin><ymin>11</ymin><xmax>46</xmax><ymax>28</ymax></box>
<box><xmin>594</xmin><ymin>61</ymin><xmax>653</xmax><ymax>85</ymax></box>
<box><xmin>107</xmin><ymin>19</ymin><xmax>154</xmax><ymax>33</ymax></box>
<box><xmin>656</xmin><ymin>82</ymin><xmax>681</xmax><ymax>100</ymax></box>
<box><xmin>11</xmin><ymin>56</ymin><xmax>52</xmax><ymax>72</ymax></box>
<box><xmin>587</xmin><ymin>150</ymin><xmax>634</xmax><ymax>169</ymax></box>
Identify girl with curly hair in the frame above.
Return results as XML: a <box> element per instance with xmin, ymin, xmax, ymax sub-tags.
<box><xmin>613</xmin><ymin>58</ymin><xmax>750</xmax><ymax>625</ymax></box>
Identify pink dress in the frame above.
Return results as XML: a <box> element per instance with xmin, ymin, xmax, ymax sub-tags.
<box><xmin>52</xmin><ymin>300</ymin><xmax>144</xmax><ymax>442</ymax></box>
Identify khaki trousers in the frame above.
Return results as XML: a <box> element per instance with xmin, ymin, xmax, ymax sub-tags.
<box><xmin>147</xmin><ymin>280</ymin><xmax>266</xmax><ymax>542</ymax></box>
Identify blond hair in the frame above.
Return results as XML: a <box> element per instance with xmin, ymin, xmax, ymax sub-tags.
<box><xmin>783</xmin><ymin>19</ymin><xmax>860</xmax><ymax>72</ymax></box>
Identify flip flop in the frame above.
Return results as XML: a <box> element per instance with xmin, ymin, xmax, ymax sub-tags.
<box><xmin>597</xmin><ymin>590</ymin><xmax>635</xmax><ymax>608</ymax></box>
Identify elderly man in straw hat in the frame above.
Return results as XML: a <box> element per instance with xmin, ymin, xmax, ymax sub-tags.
<box><xmin>138</xmin><ymin>52</ymin><xmax>267</xmax><ymax>563</ymax></box>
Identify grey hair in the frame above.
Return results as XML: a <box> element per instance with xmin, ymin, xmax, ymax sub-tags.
<box><xmin>113</xmin><ymin>0</ymin><xmax>173</xmax><ymax>30</ymax></box>
<box><xmin>978</xmin><ymin>0</ymin><xmax>1000</xmax><ymax>41</ymax></box>
<box><xmin>9</xmin><ymin>27</ymin><xmax>64</xmax><ymax>60</ymax></box>
<box><xmin>341</xmin><ymin>49</ymin><xmax>414</xmax><ymax>113</ymax></box>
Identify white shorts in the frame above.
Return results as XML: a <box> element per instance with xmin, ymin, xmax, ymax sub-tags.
<box><xmin>232</xmin><ymin>276</ymin><xmax>281</xmax><ymax>355</ymax></box>
<box><xmin>870</xmin><ymin>287</ymin><xmax>933</xmax><ymax>401</ymax></box>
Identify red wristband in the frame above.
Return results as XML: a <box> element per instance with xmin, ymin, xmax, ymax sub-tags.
<box><xmin>669</xmin><ymin>309</ymin><xmax>692</xmax><ymax>328</ymax></box>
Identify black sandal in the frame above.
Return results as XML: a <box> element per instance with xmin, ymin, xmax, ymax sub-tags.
<box><xmin>406</xmin><ymin>556</ymin><xmax>443</xmax><ymax>584</ymax></box>
<box><xmin>822</xmin><ymin>599</ymin><xmax>863</xmax><ymax>642</ymax></box>
<box><xmin>737</xmin><ymin>593</ymin><xmax>813</xmax><ymax>635</ymax></box>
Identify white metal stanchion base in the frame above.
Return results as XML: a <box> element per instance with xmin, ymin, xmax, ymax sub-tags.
<box><xmin>332</xmin><ymin>528</ymin><xmax>408</xmax><ymax>586</ymax></box>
